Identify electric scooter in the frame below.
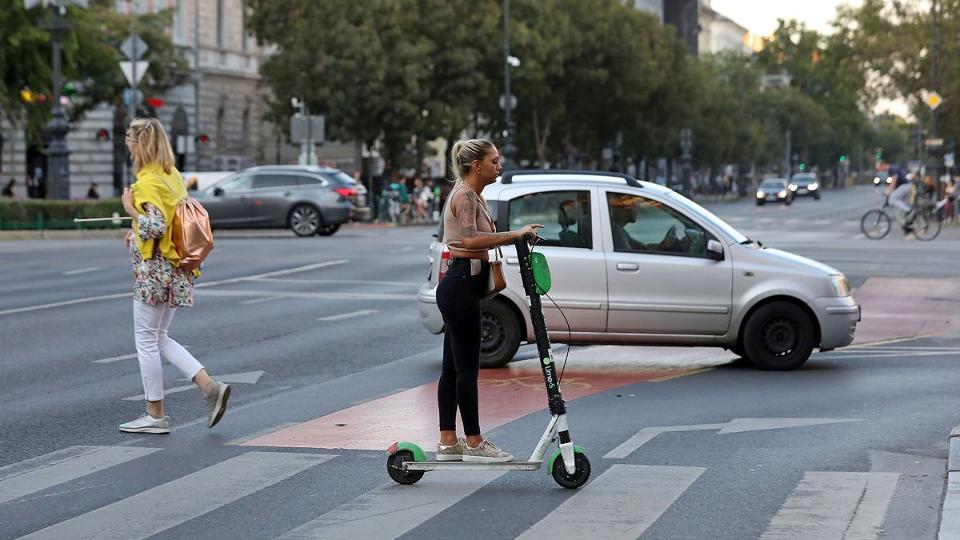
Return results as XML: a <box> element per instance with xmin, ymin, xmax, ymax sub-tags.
<box><xmin>386</xmin><ymin>234</ymin><xmax>591</xmax><ymax>489</ymax></box>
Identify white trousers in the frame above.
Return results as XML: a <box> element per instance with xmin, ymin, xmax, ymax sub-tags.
<box><xmin>133</xmin><ymin>300</ymin><xmax>204</xmax><ymax>401</ymax></box>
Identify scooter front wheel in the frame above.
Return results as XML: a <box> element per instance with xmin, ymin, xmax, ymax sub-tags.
<box><xmin>552</xmin><ymin>452</ymin><xmax>591</xmax><ymax>489</ymax></box>
<box><xmin>387</xmin><ymin>450</ymin><xmax>424</xmax><ymax>485</ymax></box>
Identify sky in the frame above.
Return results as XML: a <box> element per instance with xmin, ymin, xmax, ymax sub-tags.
<box><xmin>710</xmin><ymin>0</ymin><xmax>910</xmax><ymax>117</ymax></box>
<box><xmin>710</xmin><ymin>0</ymin><xmax>863</xmax><ymax>36</ymax></box>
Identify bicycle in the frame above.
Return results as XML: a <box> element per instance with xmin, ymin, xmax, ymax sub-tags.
<box><xmin>860</xmin><ymin>196</ymin><xmax>941</xmax><ymax>241</ymax></box>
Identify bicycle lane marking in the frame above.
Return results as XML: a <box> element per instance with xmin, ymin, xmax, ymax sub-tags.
<box><xmin>240</xmin><ymin>365</ymin><xmax>713</xmax><ymax>451</ymax></box>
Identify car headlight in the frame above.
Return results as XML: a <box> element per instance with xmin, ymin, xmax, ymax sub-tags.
<box><xmin>830</xmin><ymin>275</ymin><xmax>851</xmax><ymax>297</ymax></box>
<box><xmin>788</xmin><ymin>184</ymin><xmax>798</xmax><ymax>191</ymax></box>
<box><xmin>808</xmin><ymin>183</ymin><xmax>818</xmax><ymax>190</ymax></box>
<box><xmin>756</xmin><ymin>191</ymin><xmax>764</xmax><ymax>198</ymax></box>
<box><xmin>778</xmin><ymin>190</ymin><xmax>787</xmax><ymax>198</ymax></box>
<box><xmin>886</xmin><ymin>177</ymin><xmax>893</xmax><ymax>184</ymax></box>
<box><xmin>873</xmin><ymin>177</ymin><xmax>881</xmax><ymax>184</ymax></box>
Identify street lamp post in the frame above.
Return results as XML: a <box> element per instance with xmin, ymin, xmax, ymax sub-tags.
<box><xmin>35</xmin><ymin>0</ymin><xmax>82</xmax><ymax>199</ymax></box>
<box><xmin>927</xmin><ymin>0</ymin><xmax>943</xmax><ymax>196</ymax></box>
<box><xmin>501</xmin><ymin>0</ymin><xmax>517</xmax><ymax>170</ymax></box>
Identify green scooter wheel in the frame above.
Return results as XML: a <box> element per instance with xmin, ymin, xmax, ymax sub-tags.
<box><xmin>387</xmin><ymin>450</ymin><xmax>424</xmax><ymax>485</ymax></box>
<box><xmin>551</xmin><ymin>452</ymin><xmax>590</xmax><ymax>489</ymax></box>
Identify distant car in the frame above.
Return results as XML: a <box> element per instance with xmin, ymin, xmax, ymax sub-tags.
<box><xmin>873</xmin><ymin>173</ymin><xmax>892</xmax><ymax>186</ymax></box>
<box><xmin>417</xmin><ymin>170</ymin><xmax>860</xmax><ymax>371</ymax></box>
<box><xmin>756</xmin><ymin>178</ymin><xmax>793</xmax><ymax>206</ymax></box>
<box><xmin>788</xmin><ymin>174</ymin><xmax>821</xmax><ymax>200</ymax></box>
<box><xmin>194</xmin><ymin>165</ymin><xmax>368</xmax><ymax>236</ymax></box>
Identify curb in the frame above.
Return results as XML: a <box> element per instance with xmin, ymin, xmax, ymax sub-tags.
<box><xmin>940</xmin><ymin>426</ymin><xmax>960</xmax><ymax>539</ymax></box>
<box><xmin>0</xmin><ymin>222</ymin><xmax>437</xmax><ymax>241</ymax></box>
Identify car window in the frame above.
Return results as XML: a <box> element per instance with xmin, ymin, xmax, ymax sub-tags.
<box><xmin>508</xmin><ymin>190</ymin><xmax>592</xmax><ymax>249</ymax></box>
<box><xmin>214</xmin><ymin>175</ymin><xmax>253</xmax><ymax>193</ymax></box>
<box><xmin>252</xmin><ymin>174</ymin><xmax>297</xmax><ymax>189</ymax></box>
<box><xmin>320</xmin><ymin>171</ymin><xmax>357</xmax><ymax>186</ymax></box>
<box><xmin>297</xmin><ymin>175</ymin><xmax>326</xmax><ymax>187</ymax></box>
<box><xmin>607</xmin><ymin>192</ymin><xmax>711</xmax><ymax>257</ymax></box>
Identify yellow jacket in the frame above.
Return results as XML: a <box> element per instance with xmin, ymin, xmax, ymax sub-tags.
<box><xmin>132</xmin><ymin>163</ymin><xmax>186</xmax><ymax>264</ymax></box>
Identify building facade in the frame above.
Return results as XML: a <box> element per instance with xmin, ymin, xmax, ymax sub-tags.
<box><xmin>698</xmin><ymin>0</ymin><xmax>750</xmax><ymax>55</ymax></box>
<box><xmin>0</xmin><ymin>0</ymin><xmax>279</xmax><ymax>199</ymax></box>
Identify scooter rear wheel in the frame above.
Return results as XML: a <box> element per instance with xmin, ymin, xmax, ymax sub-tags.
<box><xmin>551</xmin><ymin>452</ymin><xmax>591</xmax><ymax>489</ymax></box>
<box><xmin>387</xmin><ymin>450</ymin><xmax>424</xmax><ymax>485</ymax></box>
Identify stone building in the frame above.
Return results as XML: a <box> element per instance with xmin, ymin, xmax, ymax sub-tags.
<box><xmin>0</xmin><ymin>0</ymin><xmax>283</xmax><ymax>199</ymax></box>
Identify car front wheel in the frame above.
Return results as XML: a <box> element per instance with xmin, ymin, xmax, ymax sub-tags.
<box><xmin>289</xmin><ymin>204</ymin><xmax>322</xmax><ymax>237</ymax></box>
<box><xmin>479</xmin><ymin>300</ymin><xmax>522</xmax><ymax>368</ymax></box>
<box><xmin>741</xmin><ymin>301</ymin><xmax>816</xmax><ymax>370</ymax></box>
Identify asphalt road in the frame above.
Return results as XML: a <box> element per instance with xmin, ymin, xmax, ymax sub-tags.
<box><xmin>1</xmin><ymin>184</ymin><xmax>959</xmax><ymax>539</ymax></box>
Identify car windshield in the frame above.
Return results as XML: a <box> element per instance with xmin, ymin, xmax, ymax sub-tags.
<box><xmin>665</xmin><ymin>191</ymin><xmax>748</xmax><ymax>244</ymax></box>
<box><xmin>761</xmin><ymin>180</ymin><xmax>785</xmax><ymax>189</ymax></box>
<box><xmin>792</xmin><ymin>177</ymin><xmax>815</xmax><ymax>184</ymax></box>
<box><xmin>321</xmin><ymin>171</ymin><xmax>357</xmax><ymax>186</ymax></box>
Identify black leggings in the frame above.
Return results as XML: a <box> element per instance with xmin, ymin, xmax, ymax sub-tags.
<box><xmin>436</xmin><ymin>257</ymin><xmax>489</xmax><ymax>436</ymax></box>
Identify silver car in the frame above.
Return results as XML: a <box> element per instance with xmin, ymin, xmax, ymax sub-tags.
<box><xmin>195</xmin><ymin>165</ymin><xmax>368</xmax><ymax>236</ymax></box>
<box><xmin>417</xmin><ymin>171</ymin><xmax>860</xmax><ymax>370</ymax></box>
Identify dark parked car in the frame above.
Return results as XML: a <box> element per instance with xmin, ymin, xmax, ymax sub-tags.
<box><xmin>755</xmin><ymin>178</ymin><xmax>793</xmax><ymax>206</ymax></box>
<box><xmin>195</xmin><ymin>166</ymin><xmax>369</xmax><ymax>236</ymax></box>
<box><xmin>789</xmin><ymin>173</ymin><xmax>821</xmax><ymax>200</ymax></box>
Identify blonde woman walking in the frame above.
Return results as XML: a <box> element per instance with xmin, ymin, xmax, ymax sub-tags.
<box><xmin>119</xmin><ymin>117</ymin><xmax>229</xmax><ymax>434</ymax></box>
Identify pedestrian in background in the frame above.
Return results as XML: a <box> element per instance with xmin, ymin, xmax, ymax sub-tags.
<box><xmin>119</xmin><ymin>117</ymin><xmax>230</xmax><ymax>434</ymax></box>
<box><xmin>2</xmin><ymin>178</ymin><xmax>14</xmax><ymax>197</ymax></box>
<box><xmin>434</xmin><ymin>138</ymin><xmax>542</xmax><ymax>463</ymax></box>
<box><xmin>87</xmin><ymin>182</ymin><xmax>100</xmax><ymax>200</ymax></box>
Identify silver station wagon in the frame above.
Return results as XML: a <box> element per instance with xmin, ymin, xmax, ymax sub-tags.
<box><xmin>417</xmin><ymin>171</ymin><xmax>860</xmax><ymax>370</ymax></box>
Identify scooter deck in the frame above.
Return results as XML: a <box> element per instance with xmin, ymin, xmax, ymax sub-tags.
<box><xmin>404</xmin><ymin>460</ymin><xmax>543</xmax><ymax>472</ymax></box>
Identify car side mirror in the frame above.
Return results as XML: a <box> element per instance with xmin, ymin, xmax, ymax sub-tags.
<box><xmin>213</xmin><ymin>187</ymin><xmax>224</xmax><ymax>197</ymax></box>
<box><xmin>707</xmin><ymin>239</ymin><xmax>724</xmax><ymax>260</ymax></box>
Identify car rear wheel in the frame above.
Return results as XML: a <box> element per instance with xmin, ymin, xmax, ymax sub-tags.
<box><xmin>317</xmin><ymin>223</ymin><xmax>340</xmax><ymax>236</ymax></box>
<box><xmin>289</xmin><ymin>204</ymin><xmax>321</xmax><ymax>237</ymax></box>
<box><xmin>479</xmin><ymin>300</ymin><xmax>522</xmax><ymax>368</ymax></box>
<box><xmin>742</xmin><ymin>301</ymin><xmax>815</xmax><ymax>370</ymax></box>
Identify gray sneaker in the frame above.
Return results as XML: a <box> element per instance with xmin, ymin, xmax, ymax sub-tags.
<box><xmin>119</xmin><ymin>413</ymin><xmax>170</xmax><ymax>434</ymax></box>
<box><xmin>436</xmin><ymin>438</ymin><xmax>467</xmax><ymax>461</ymax></box>
<box><xmin>204</xmin><ymin>381</ymin><xmax>231</xmax><ymax>428</ymax></box>
<box><xmin>462</xmin><ymin>439</ymin><xmax>513</xmax><ymax>463</ymax></box>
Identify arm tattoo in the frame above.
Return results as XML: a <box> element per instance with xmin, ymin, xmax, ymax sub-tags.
<box><xmin>454</xmin><ymin>190</ymin><xmax>513</xmax><ymax>247</ymax></box>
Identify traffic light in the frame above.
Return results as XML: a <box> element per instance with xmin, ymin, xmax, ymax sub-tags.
<box><xmin>875</xmin><ymin>147</ymin><xmax>883</xmax><ymax>160</ymax></box>
<box><xmin>196</xmin><ymin>134</ymin><xmax>210</xmax><ymax>144</ymax></box>
<box><xmin>20</xmin><ymin>89</ymin><xmax>34</xmax><ymax>103</ymax></box>
<box><xmin>798</xmin><ymin>163</ymin><xmax>807</xmax><ymax>171</ymax></box>
<box><xmin>63</xmin><ymin>82</ymin><xmax>76</xmax><ymax>96</ymax></box>
<box><xmin>839</xmin><ymin>154</ymin><xmax>847</xmax><ymax>163</ymax></box>
<box><xmin>95</xmin><ymin>128</ymin><xmax>110</xmax><ymax>142</ymax></box>
<box><xmin>144</xmin><ymin>97</ymin><xmax>164</xmax><ymax>108</ymax></box>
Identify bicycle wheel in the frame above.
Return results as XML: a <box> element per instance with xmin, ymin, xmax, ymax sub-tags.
<box><xmin>860</xmin><ymin>209</ymin><xmax>891</xmax><ymax>239</ymax></box>
<box><xmin>912</xmin><ymin>212</ymin><xmax>941</xmax><ymax>241</ymax></box>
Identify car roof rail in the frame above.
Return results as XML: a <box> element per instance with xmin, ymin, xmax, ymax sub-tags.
<box><xmin>500</xmin><ymin>169</ymin><xmax>643</xmax><ymax>188</ymax></box>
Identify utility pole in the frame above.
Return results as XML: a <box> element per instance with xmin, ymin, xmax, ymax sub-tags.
<box><xmin>194</xmin><ymin>0</ymin><xmax>201</xmax><ymax>171</ymax></box>
<box><xmin>501</xmin><ymin>0</ymin><xmax>517</xmax><ymax>170</ymax></box>
<box><xmin>927</xmin><ymin>0</ymin><xmax>943</xmax><ymax>196</ymax></box>
<box><xmin>37</xmin><ymin>0</ymin><xmax>74</xmax><ymax>199</ymax></box>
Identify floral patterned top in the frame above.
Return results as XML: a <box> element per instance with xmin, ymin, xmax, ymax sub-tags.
<box><xmin>129</xmin><ymin>203</ymin><xmax>194</xmax><ymax>307</ymax></box>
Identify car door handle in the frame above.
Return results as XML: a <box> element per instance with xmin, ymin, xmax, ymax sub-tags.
<box><xmin>616</xmin><ymin>262</ymin><xmax>640</xmax><ymax>271</ymax></box>
<box><xmin>284</xmin><ymin>191</ymin><xmax>292</xmax><ymax>197</ymax></box>
<box><xmin>506</xmin><ymin>257</ymin><xmax>519</xmax><ymax>266</ymax></box>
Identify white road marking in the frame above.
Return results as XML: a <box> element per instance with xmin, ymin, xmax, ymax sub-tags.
<box><xmin>240</xmin><ymin>295</ymin><xmax>288</xmax><ymax>305</ymax></box>
<box><xmin>0</xmin><ymin>260</ymin><xmax>350</xmax><ymax>317</ymax></box>
<box><xmin>61</xmin><ymin>267</ymin><xmax>102</xmax><ymax>276</ymax></box>
<box><xmin>318</xmin><ymin>310</ymin><xmax>379</xmax><ymax>322</ymax></box>
<box><xmin>0</xmin><ymin>446</ymin><xmax>160</xmax><ymax>505</ymax></box>
<box><xmin>122</xmin><ymin>370</ymin><xmax>264</xmax><ymax>401</ymax></box>
<box><xmin>249</xmin><ymin>278</ymin><xmax>419</xmax><ymax>287</ymax></box>
<box><xmin>18</xmin><ymin>452</ymin><xmax>335</xmax><ymax>540</ymax></box>
<box><xmin>605</xmin><ymin>418</ymin><xmax>861</xmax><ymax>459</ymax></box>
<box><xmin>197</xmin><ymin>289</ymin><xmax>413</xmax><ymax>301</ymax></box>
<box><xmin>760</xmin><ymin>472</ymin><xmax>900</xmax><ymax>539</ymax></box>
<box><xmin>277</xmin><ymin>470</ymin><xmax>505</xmax><ymax>539</ymax></box>
<box><xmin>92</xmin><ymin>353</ymin><xmax>137</xmax><ymax>364</ymax></box>
<box><xmin>517</xmin><ymin>465</ymin><xmax>705</xmax><ymax>539</ymax></box>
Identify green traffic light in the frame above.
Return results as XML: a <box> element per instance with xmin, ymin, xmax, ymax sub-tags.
<box><xmin>799</xmin><ymin>163</ymin><xmax>806</xmax><ymax>171</ymax></box>
<box><xmin>839</xmin><ymin>155</ymin><xmax>847</xmax><ymax>162</ymax></box>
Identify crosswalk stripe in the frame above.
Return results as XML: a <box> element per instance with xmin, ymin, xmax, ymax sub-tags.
<box><xmin>760</xmin><ymin>471</ymin><xmax>901</xmax><ymax>539</ymax></box>
<box><xmin>18</xmin><ymin>451</ymin><xmax>335</xmax><ymax>540</ymax></box>
<box><xmin>517</xmin><ymin>464</ymin><xmax>705</xmax><ymax>539</ymax></box>
<box><xmin>276</xmin><ymin>471</ymin><xmax>505</xmax><ymax>539</ymax></box>
<box><xmin>0</xmin><ymin>446</ymin><xmax>160</xmax><ymax>505</ymax></box>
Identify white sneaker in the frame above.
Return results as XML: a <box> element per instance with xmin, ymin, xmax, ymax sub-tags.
<box><xmin>462</xmin><ymin>439</ymin><xmax>513</xmax><ymax>463</ymax></box>
<box><xmin>436</xmin><ymin>438</ymin><xmax>467</xmax><ymax>461</ymax></box>
<box><xmin>119</xmin><ymin>413</ymin><xmax>170</xmax><ymax>434</ymax></box>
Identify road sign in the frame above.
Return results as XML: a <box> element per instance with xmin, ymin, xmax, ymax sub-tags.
<box><xmin>925</xmin><ymin>91</ymin><xmax>943</xmax><ymax>110</ymax></box>
<box><xmin>925</xmin><ymin>138</ymin><xmax>944</xmax><ymax>147</ymax></box>
<box><xmin>499</xmin><ymin>94</ymin><xmax>517</xmax><ymax>111</ymax></box>
<box><xmin>122</xmin><ymin>88</ymin><xmax>143</xmax><ymax>106</ymax></box>
<box><xmin>119</xmin><ymin>60</ymin><xmax>149</xmax><ymax>87</ymax></box>
<box><xmin>290</xmin><ymin>114</ymin><xmax>325</xmax><ymax>144</ymax></box>
<box><xmin>120</xmin><ymin>35</ymin><xmax>149</xmax><ymax>60</ymax></box>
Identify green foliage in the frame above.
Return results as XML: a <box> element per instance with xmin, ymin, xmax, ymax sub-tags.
<box><xmin>0</xmin><ymin>0</ymin><xmax>187</xmax><ymax>145</ymax></box>
<box><xmin>0</xmin><ymin>198</ymin><xmax>125</xmax><ymax>229</ymax></box>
